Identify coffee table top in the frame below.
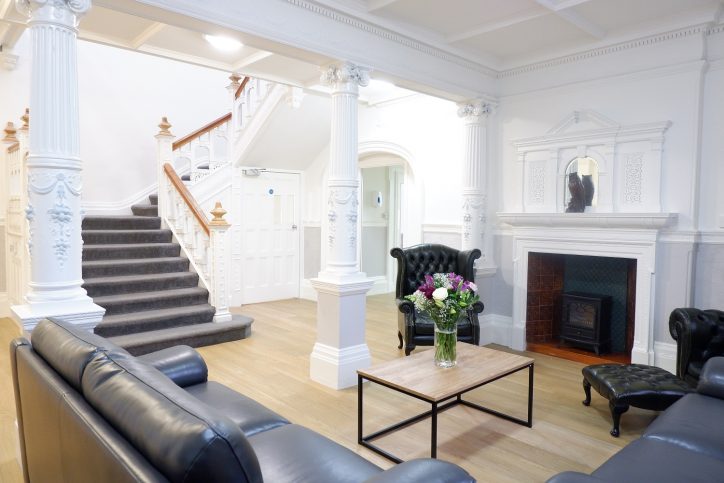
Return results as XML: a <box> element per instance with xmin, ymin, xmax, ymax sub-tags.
<box><xmin>358</xmin><ymin>344</ymin><xmax>534</xmax><ymax>402</ymax></box>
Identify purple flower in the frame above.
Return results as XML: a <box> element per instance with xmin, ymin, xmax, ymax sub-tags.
<box><xmin>448</xmin><ymin>273</ymin><xmax>464</xmax><ymax>291</ymax></box>
<box><xmin>418</xmin><ymin>274</ymin><xmax>436</xmax><ymax>299</ymax></box>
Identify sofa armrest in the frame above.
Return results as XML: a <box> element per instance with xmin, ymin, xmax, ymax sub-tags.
<box><xmin>138</xmin><ymin>345</ymin><xmax>208</xmax><ymax>387</ymax></box>
<box><xmin>546</xmin><ymin>471</ymin><xmax>604</xmax><ymax>483</ymax></box>
<box><xmin>365</xmin><ymin>459</ymin><xmax>475</xmax><ymax>483</ymax></box>
<box><xmin>669</xmin><ymin>308</ymin><xmax>724</xmax><ymax>381</ymax></box>
<box><xmin>697</xmin><ymin>357</ymin><xmax>724</xmax><ymax>399</ymax></box>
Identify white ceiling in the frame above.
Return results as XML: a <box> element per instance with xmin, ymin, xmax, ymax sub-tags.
<box><xmin>1</xmin><ymin>0</ymin><xmax>722</xmax><ymax>96</ymax></box>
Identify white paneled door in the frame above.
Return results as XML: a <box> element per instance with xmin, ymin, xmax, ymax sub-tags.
<box><xmin>240</xmin><ymin>171</ymin><xmax>300</xmax><ymax>303</ymax></box>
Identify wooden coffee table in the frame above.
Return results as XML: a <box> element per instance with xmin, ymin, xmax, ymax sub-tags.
<box><xmin>357</xmin><ymin>344</ymin><xmax>534</xmax><ymax>463</ymax></box>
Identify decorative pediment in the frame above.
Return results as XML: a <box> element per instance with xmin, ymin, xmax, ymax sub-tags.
<box><xmin>546</xmin><ymin>109</ymin><xmax>620</xmax><ymax>135</ymax></box>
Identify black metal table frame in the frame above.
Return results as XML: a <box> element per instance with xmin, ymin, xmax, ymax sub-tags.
<box><xmin>357</xmin><ymin>363</ymin><xmax>534</xmax><ymax>464</ymax></box>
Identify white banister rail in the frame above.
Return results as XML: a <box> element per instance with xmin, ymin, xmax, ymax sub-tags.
<box><xmin>156</xmin><ymin>119</ymin><xmax>231</xmax><ymax>322</ymax></box>
<box><xmin>3</xmin><ymin>109</ymin><xmax>30</xmax><ymax>307</ymax></box>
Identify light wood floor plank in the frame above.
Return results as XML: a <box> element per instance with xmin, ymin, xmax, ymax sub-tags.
<box><xmin>0</xmin><ymin>294</ymin><xmax>651</xmax><ymax>482</ymax></box>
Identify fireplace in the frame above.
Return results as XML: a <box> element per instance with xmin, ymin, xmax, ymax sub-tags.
<box><xmin>560</xmin><ymin>292</ymin><xmax>612</xmax><ymax>355</ymax></box>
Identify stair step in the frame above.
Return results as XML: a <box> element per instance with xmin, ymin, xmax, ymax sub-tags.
<box><xmin>83</xmin><ymin>272</ymin><xmax>199</xmax><ymax>297</ymax></box>
<box><xmin>94</xmin><ymin>287</ymin><xmax>209</xmax><ymax>316</ymax></box>
<box><xmin>131</xmin><ymin>204</ymin><xmax>159</xmax><ymax>217</ymax></box>
<box><xmin>94</xmin><ymin>304</ymin><xmax>215</xmax><ymax>337</ymax></box>
<box><xmin>83</xmin><ymin>216</ymin><xmax>161</xmax><ymax>230</ymax></box>
<box><xmin>107</xmin><ymin>315</ymin><xmax>253</xmax><ymax>356</ymax></box>
<box><xmin>197</xmin><ymin>164</ymin><xmax>210</xmax><ymax>170</ymax></box>
<box><xmin>82</xmin><ymin>229</ymin><xmax>172</xmax><ymax>245</ymax></box>
<box><xmin>181</xmin><ymin>174</ymin><xmax>191</xmax><ymax>181</ymax></box>
<box><xmin>82</xmin><ymin>257</ymin><xmax>189</xmax><ymax>278</ymax></box>
<box><xmin>149</xmin><ymin>194</ymin><xmax>158</xmax><ymax>206</ymax></box>
<box><xmin>83</xmin><ymin>243</ymin><xmax>180</xmax><ymax>261</ymax></box>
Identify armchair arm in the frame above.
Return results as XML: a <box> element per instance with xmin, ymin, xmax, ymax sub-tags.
<box><xmin>457</xmin><ymin>249</ymin><xmax>481</xmax><ymax>282</ymax></box>
<box><xmin>470</xmin><ymin>300</ymin><xmax>484</xmax><ymax>315</ymax></box>
<box><xmin>365</xmin><ymin>459</ymin><xmax>475</xmax><ymax>483</ymax></box>
<box><xmin>669</xmin><ymin>308</ymin><xmax>724</xmax><ymax>381</ymax></box>
<box><xmin>396</xmin><ymin>298</ymin><xmax>415</xmax><ymax>315</ymax></box>
<box><xmin>697</xmin><ymin>357</ymin><xmax>724</xmax><ymax>399</ymax></box>
<box><xmin>138</xmin><ymin>345</ymin><xmax>208</xmax><ymax>387</ymax></box>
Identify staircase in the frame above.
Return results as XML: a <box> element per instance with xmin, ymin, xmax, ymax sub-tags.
<box><xmin>81</xmin><ymin>194</ymin><xmax>251</xmax><ymax>355</ymax></box>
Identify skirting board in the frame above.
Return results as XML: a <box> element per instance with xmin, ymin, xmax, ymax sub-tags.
<box><xmin>82</xmin><ymin>183</ymin><xmax>157</xmax><ymax>215</ymax></box>
<box><xmin>300</xmin><ymin>277</ymin><xmax>392</xmax><ymax>301</ymax></box>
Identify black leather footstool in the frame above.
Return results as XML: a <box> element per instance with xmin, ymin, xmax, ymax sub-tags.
<box><xmin>581</xmin><ymin>364</ymin><xmax>693</xmax><ymax>437</ymax></box>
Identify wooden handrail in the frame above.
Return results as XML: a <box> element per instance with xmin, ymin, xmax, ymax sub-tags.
<box><xmin>234</xmin><ymin>76</ymin><xmax>250</xmax><ymax>100</ymax></box>
<box><xmin>172</xmin><ymin>113</ymin><xmax>232</xmax><ymax>151</ymax></box>
<box><xmin>163</xmin><ymin>163</ymin><xmax>210</xmax><ymax>236</ymax></box>
<box><xmin>7</xmin><ymin>142</ymin><xmax>19</xmax><ymax>153</ymax></box>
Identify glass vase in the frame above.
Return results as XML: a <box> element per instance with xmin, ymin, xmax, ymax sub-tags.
<box><xmin>434</xmin><ymin>322</ymin><xmax>458</xmax><ymax>368</ymax></box>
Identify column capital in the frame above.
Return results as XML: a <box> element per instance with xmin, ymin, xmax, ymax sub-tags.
<box><xmin>456</xmin><ymin>100</ymin><xmax>495</xmax><ymax>121</ymax></box>
<box><xmin>16</xmin><ymin>0</ymin><xmax>91</xmax><ymax>28</ymax></box>
<box><xmin>321</xmin><ymin>62</ymin><xmax>371</xmax><ymax>90</ymax></box>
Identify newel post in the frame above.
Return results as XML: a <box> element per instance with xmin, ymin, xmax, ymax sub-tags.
<box><xmin>155</xmin><ymin>117</ymin><xmax>174</xmax><ymax>219</ymax></box>
<box><xmin>209</xmin><ymin>202</ymin><xmax>231</xmax><ymax>323</ymax></box>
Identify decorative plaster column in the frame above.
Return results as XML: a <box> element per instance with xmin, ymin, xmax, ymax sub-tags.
<box><xmin>457</xmin><ymin>100</ymin><xmax>496</xmax><ymax>279</ymax></box>
<box><xmin>12</xmin><ymin>0</ymin><xmax>105</xmax><ymax>331</ymax></box>
<box><xmin>310</xmin><ymin>62</ymin><xmax>373</xmax><ymax>390</ymax></box>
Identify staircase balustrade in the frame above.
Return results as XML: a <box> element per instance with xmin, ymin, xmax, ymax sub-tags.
<box><xmin>3</xmin><ymin>110</ymin><xmax>30</xmax><ymax>307</ymax></box>
<box><xmin>156</xmin><ymin>120</ymin><xmax>231</xmax><ymax>323</ymax></box>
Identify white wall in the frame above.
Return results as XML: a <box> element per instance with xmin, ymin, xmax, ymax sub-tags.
<box><xmin>0</xmin><ymin>33</ymin><xmax>230</xmax><ymax>211</ymax></box>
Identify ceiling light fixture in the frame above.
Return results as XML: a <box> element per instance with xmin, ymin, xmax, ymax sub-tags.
<box><xmin>204</xmin><ymin>34</ymin><xmax>243</xmax><ymax>52</ymax></box>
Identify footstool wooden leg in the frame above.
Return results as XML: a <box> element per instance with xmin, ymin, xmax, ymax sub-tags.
<box><xmin>582</xmin><ymin>379</ymin><xmax>592</xmax><ymax>406</ymax></box>
<box><xmin>397</xmin><ymin>331</ymin><xmax>403</xmax><ymax>350</ymax></box>
<box><xmin>609</xmin><ymin>402</ymin><xmax>629</xmax><ymax>437</ymax></box>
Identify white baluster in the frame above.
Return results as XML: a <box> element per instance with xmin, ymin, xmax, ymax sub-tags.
<box><xmin>209</xmin><ymin>202</ymin><xmax>231</xmax><ymax>322</ymax></box>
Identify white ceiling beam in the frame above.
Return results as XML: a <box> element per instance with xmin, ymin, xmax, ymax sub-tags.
<box><xmin>447</xmin><ymin>10</ymin><xmax>549</xmax><ymax>43</ymax></box>
<box><xmin>536</xmin><ymin>0</ymin><xmax>605</xmax><ymax>39</ymax></box>
<box><xmin>367</xmin><ymin>0</ymin><xmax>401</xmax><ymax>12</ymax></box>
<box><xmin>0</xmin><ymin>0</ymin><xmax>13</xmax><ymax>20</ymax></box>
<box><xmin>130</xmin><ymin>21</ymin><xmax>165</xmax><ymax>49</ymax></box>
<box><xmin>232</xmin><ymin>51</ymin><xmax>274</xmax><ymax>71</ymax></box>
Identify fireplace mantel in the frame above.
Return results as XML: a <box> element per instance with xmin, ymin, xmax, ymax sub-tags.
<box><xmin>498</xmin><ymin>212</ymin><xmax>677</xmax><ymax>230</ymax></box>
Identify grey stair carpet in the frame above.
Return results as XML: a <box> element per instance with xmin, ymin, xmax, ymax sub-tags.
<box><xmin>82</xmin><ymin>193</ymin><xmax>252</xmax><ymax>355</ymax></box>
<box><xmin>181</xmin><ymin>163</ymin><xmax>210</xmax><ymax>182</ymax></box>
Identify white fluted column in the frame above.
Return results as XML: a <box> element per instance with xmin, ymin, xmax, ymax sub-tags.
<box><xmin>12</xmin><ymin>0</ymin><xmax>105</xmax><ymax>331</ymax></box>
<box><xmin>458</xmin><ymin>100</ymin><xmax>496</xmax><ymax>279</ymax></box>
<box><xmin>310</xmin><ymin>62</ymin><xmax>373</xmax><ymax>389</ymax></box>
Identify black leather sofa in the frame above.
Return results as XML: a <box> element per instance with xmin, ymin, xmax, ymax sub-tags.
<box><xmin>11</xmin><ymin>318</ymin><xmax>474</xmax><ymax>483</ymax></box>
<box><xmin>547</xmin><ymin>357</ymin><xmax>724</xmax><ymax>483</ymax></box>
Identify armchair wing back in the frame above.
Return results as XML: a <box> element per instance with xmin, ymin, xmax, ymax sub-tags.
<box><xmin>670</xmin><ymin>308</ymin><xmax>724</xmax><ymax>386</ymax></box>
<box><xmin>390</xmin><ymin>244</ymin><xmax>483</xmax><ymax>355</ymax></box>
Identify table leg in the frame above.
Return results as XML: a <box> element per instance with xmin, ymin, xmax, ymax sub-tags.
<box><xmin>431</xmin><ymin>401</ymin><xmax>438</xmax><ymax>458</ymax></box>
<box><xmin>527</xmin><ymin>363</ymin><xmax>534</xmax><ymax>427</ymax></box>
<box><xmin>358</xmin><ymin>375</ymin><xmax>363</xmax><ymax>444</ymax></box>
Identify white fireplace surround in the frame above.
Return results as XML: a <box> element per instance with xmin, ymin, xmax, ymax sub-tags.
<box><xmin>498</xmin><ymin>213</ymin><xmax>677</xmax><ymax>365</ymax></box>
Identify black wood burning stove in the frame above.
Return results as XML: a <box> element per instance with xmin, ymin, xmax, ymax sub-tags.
<box><xmin>560</xmin><ymin>292</ymin><xmax>612</xmax><ymax>355</ymax></box>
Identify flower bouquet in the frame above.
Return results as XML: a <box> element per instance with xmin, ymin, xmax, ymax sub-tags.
<box><xmin>406</xmin><ymin>273</ymin><xmax>479</xmax><ymax>367</ymax></box>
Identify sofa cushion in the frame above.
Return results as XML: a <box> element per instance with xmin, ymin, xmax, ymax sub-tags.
<box><xmin>82</xmin><ymin>350</ymin><xmax>263</xmax><ymax>483</ymax></box>
<box><xmin>249</xmin><ymin>424</ymin><xmax>381</xmax><ymax>483</ymax></box>
<box><xmin>31</xmin><ymin>318</ymin><xmax>126</xmax><ymax>391</ymax></box>
<box><xmin>592</xmin><ymin>438</ymin><xmax>724</xmax><ymax>483</ymax></box>
<box><xmin>185</xmin><ymin>381</ymin><xmax>290</xmax><ymax>436</ymax></box>
<box><xmin>643</xmin><ymin>392</ymin><xmax>724</xmax><ymax>462</ymax></box>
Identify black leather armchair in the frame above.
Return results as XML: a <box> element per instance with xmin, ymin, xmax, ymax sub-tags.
<box><xmin>391</xmin><ymin>244</ymin><xmax>484</xmax><ymax>355</ymax></box>
<box><xmin>670</xmin><ymin>308</ymin><xmax>724</xmax><ymax>387</ymax></box>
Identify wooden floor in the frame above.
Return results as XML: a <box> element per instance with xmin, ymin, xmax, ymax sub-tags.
<box><xmin>0</xmin><ymin>294</ymin><xmax>656</xmax><ymax>482</ymax></box>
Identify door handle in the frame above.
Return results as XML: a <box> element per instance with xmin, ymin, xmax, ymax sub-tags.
<box><xmin>291</xmin><ymin>224</ymin><xmax>298</xmax><ymax>230</ymax></box>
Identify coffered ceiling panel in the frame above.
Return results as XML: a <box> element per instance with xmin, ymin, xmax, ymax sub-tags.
<box><xmin>81</xmin><ymin>6</ymin><xmax>156</xmax><ymax>45</ymax></box>
<box><xmin>572</xmin><ymin>0</ymin><xmax>719</xmax><ymax>32</ymax></box>
<box><xmin>457</xmin><ymin>12</ymin><xmax>593</xmax><ymax>60</ymax></box>
<box><xmin>147</xmin><ymin>25</ymin><xmax>253</xmax><ymax>65</ymax></box>
<box><xmin>370</xmin><ymin>0</ymin><xmax>542</xmax><ymax>36</ymax></box>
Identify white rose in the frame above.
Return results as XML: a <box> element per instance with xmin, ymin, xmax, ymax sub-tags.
<box><xmin>432</xmin><ymin>287</ymin><xmax>448</xmax><ymax>301</ymax></box>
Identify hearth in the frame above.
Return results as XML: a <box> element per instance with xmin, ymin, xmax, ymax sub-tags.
<box><xmin>560</xmin><ymin>292</ymin><xmax>612</xmax><ymax>355</ymax></box>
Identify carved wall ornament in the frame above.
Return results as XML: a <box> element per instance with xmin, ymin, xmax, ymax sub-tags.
<box><xmin>624</xmin><ymin>153</ymin><xmax>644</xmax><ymax>204</ymax></box>
<box><xmin>321</xmin><ymin>63</ymin><xmax>370</xmax><ymax>88</ymax></box>
<box><xmin>528</xmin><ymin>165</ymin><xmax>545</xmax><ymax>205</ymax></box>
<box><xmin>327</xmin><ymin>188</ymin><xmax>359</xmax><ymax>248</ymax></box>
<box><xmin>461</xmin><ymin>195</ymin><xmax>486</xmax><ymax>241</ymax></box>
<box><xmin>25</xmin><ymin>202</ymin><xmax>35</xmax><ymax>255</ymax></box>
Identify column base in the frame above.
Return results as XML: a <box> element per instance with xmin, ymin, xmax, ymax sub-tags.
<box><xmin>11</xmin><ymin>298</ymin><xmax>105</xmax><ymax>333</ymax></box>
<box><xmin>310</xmin><ymin>274</ymin><xmax>374</xmax><ymax>389</ymax></box>
<box><xmin>310</xmin><ymin>342</ymin><xmax>371</xmax><ymax>389</ymax></box>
